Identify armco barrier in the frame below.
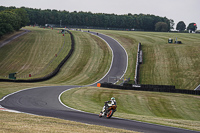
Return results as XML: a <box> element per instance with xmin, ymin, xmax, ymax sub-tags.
<box><xmin>100</xmin><ymin>83</ymin><xmax>200</xmax><ymax>95</ymax></box>
<box><xmin>0</xmin><ymin>30</ymin><xmax>75</xmax><ymax>83</ymax></box>
<box><xmin>134</xmin><ymin>43</ymin><xmax>142</xmax><ymax>84</ymax></box>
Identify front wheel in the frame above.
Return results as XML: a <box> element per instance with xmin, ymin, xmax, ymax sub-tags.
<box><xmin>99</xmin><ymin>112</ymin><xmax>103</xmax><ymax>118</ymax></box>
<box><xmin>106</xmin><ymin>110</ymin><xmax>114</xmax><ymax>118</ymax></box>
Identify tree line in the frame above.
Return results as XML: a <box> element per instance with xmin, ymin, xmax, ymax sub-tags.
<box><xmin>26</xmin><ymin>8</ymin><xmax>174</xmax><ymax>31</ymax></box>
<box><xmin>176</xmin><ymin>21</ymin><xmax>197</xmax><ymax>33</ymax></box>
<box><xmin>0</xmin><ymin>7</ymin><xmax>29</xmax><ymax>38</ymax></box>
<box><xmin>0</xmin><ymin>6</ymin><xmax>174</xmax><ymax>33</ymax></box>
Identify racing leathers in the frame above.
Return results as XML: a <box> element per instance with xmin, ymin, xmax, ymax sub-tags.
<box><xmin>101</xmin><ymin>99</ymin><xmax>116</xmax><ymax>116</ymax></box>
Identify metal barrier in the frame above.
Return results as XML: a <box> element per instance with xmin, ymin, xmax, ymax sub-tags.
<box><xmin>100</xmin><ymin>82</ymin><xmax>200</xmax><ymax>95</ymax></box>
<box><xmin>134</xmin><ymin>43</ymin><xmax>142</xmax><ymax>84</ymax></box>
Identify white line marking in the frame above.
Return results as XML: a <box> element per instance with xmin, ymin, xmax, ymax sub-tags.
<box><xmin>58</xmin><ymin>87</ymin><xmax>87</xmax><ymax>112</ymax></box>
<box><xmin>194</xmin><ymin>84</ymin><xmax>200</xmax><ymax>90</ymax></box>
<box><xmin>58</xmin><ymin>31</ymin><xmax>128</xmax><ymax>113</ymax></box>
<box><xmin>0</xmin><ymin>86</ymin><xmax>49</xmax><ymax>101</ymax></box>
<box><xmin>0</xmin><ymin>105</ymin><xmax>21</xmax><ymax>113</ymax></box>
<box><xmin>98</xmin><ymin>32</ymin><xmax>128</xmax><ymax>84</ymax></box>
<box><xmin>87</xmin><ymin>32</ymin><xmax>114</xmax><ymax>86</ymax></box>
<box><xmin>0</xmin><ymin>31</ymin><xmax>129</xmax><ymax>121</ymax></box>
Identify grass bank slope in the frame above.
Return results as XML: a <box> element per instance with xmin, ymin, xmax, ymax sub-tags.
<box><xmin>0</xmin><ymin>28</ymin><xmax>111</xmax><ymax>85</ymax></box>
<box><xmin>0</xmin><ymin>28</ymin><xmax>112</xmax><ymax>97</ymax></box>
<box><xmin>61</xmin><ymin>86</ymin><xmax>200</xmax><ymax>131</ymax></box>
<box><xmin>0</xmin><ymin>27</ymin><xmax>71</xmax><ymax>79</ymax></box>
<box><xmin>0</xmin><ymin>28</ymin><xmax>117</xmax><ymax>133</ymax></box>
<box><xmin>92</xmin><ymin>30</ymin><xmax>200</xmax><ymax>90</ymax></box>
<box><xmin>43</xmin><ymin>31</ymin><xmax>112</xmax><ymax>85</ymax></box>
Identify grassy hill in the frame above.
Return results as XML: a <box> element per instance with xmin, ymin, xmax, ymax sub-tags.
<box><xmin>42</xmin><ymin>30</ymin><xmax>112</xmax><ymax>85</ymax></box>
<box><xmin>0</xmin><ymin>27</ymin><xmax>116</xmax><ymax>132</ymax></box>
<box><xmin>60</xmin><ymin>30</ymin><xmax>200</xmax><ymax>131</ymax></box>
<box><xmin>0</xmin><ymin>27</ymin><xmax>112</xmax><ymax>84</ymax></box>
<box><xmin>0</xmin><ymin>27</ymin><xmax>71</xmax><ymax>79</ymax></box>
<box><xmin>92</xmin><ymin>30</ymin><xmax>200</xmax><ymax>90</ymax></box>
<box><xmin>1</xmin><ymin>28</ymin><xmax>200</xmax><ymax>132</ymax></box>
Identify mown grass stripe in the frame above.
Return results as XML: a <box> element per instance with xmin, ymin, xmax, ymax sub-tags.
<box><xmin>91</xmin><ymin>30</ymin><xmax>200</xmax><ymax>90</ymax></box>
<box><xmin>62</xmin><ymin>86</ymin><xmax>200</xmax><ymax>131</ymax></box>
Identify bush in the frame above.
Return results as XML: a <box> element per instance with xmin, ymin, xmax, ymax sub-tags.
<box><xmin>155</xmin><ymin>22</ymin><xmax>168</xmax><ymax>32</ymax></box>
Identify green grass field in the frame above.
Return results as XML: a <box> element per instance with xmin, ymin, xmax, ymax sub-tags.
<box><xmin>0</xmin><ymin>27</ymin><xmax>71</xmax><ymax>79</ymax></box>
<box><xmin>0</xmin><ymin>111</ymin><xmax>137</xmax><ymax>133</ymax></box>
<box><xmin>1</xmin><ymin>28</ymin><xmax>200</xmax><ymax>132</ymax></box>
<box><xmin>61</xmin><ymin>30</ymin><xmax>200</xmax><ymax>131</ymax></box>
<box><xmin>0</xmin><ymin>27</ymin><xmax>115</xmax><ymax>132</ymax></box>
<box><xmin>61</xmin><ymin>86</ymin><xmax>200</xmax><ymax>131</ymax></box>
<box><xmin>42</xmin><ymin>30</ymin><xmax>112</xmax><ymax>85</ymax></box>
<box><xmin>92</xmin><ymin>30</ymin><xmax>200</xmax><ymax>90</ymax></box>
<box><xmin>0</xmin><ymin>27</ymin><xmax>112</xmax><ymax>84</ymax></box>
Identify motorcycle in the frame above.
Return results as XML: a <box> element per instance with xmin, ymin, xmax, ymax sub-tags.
<box><xmin>99</xmin><ymin>102</ymin><xmax>117</xmax><ymax>118</ymax></box>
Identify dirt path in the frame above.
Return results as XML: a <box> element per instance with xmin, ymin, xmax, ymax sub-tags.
<box><xmin>0</xmin><ymin>29</ymin><xmax>30</xmax><ymax>48</ymax></box>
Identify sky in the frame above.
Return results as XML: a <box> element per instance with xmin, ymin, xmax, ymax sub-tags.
<box><xmin>1</xmin><ymin>0</ymin><xmax>199</xmax><ymax>30</ymax></box>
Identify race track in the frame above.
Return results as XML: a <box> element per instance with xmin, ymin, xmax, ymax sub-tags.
<box><xmin>0</xmin><ymin>32</ymin><xmax>199</xmax><ymax>133</ymax></box>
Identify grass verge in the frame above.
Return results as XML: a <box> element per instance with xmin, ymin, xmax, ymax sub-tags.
<box><xmin>0</xmin><ymin>111</ymin><xmax>138</xmax><ymax>133</ymax></box>
<box><xmin>61</xmin><ymin>86</ymin><xmax>200</xmax><ymax>131</ymax></box>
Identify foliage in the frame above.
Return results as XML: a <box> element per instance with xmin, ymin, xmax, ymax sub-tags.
<box><xmin>176</xmin><ymin>21</ymin><xmax>186</xmax><ymax>31</ymax></box>
<box><xmin>0</xmin><ymin>8</ymin><xmax>29</xmax><ymax>38</ymax></box>
<box><xmin>14</xmin><ymin>8</ymin><xmax>30</xmax><ymax>27</ymax></box>
<box><xmin>155</xmin><ymin>22</ymin><xmax>168</xmax><ymax>32</ymax></box>
<box><xmin>0</xmin><ymin>23</ymin><xmax>14</xmax><ymax>35</ymax></box>
<box><xmin>1</xmin><ymin>6</ymin><xmax>173</xmax><ymax>31</ymax></box>
<box><xmin>187</xmin><ymin>22</ymin><xmax>197</xmax><ymax>32</ymax></box>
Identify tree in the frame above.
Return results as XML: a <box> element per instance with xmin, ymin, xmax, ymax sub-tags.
<box><xmin>0</xmin><ymin>6</ymin><xmax>173</xmax><ymax>31</ymax></box>
<box><xmin>0</xmin><ymin>23</ymin><xmax>14</xmax><ymax>34</ymax></box>
<box><xmin>14</xmin><ymin>8</ymin><xmax>29</xmax><ymax>27</ymax></box>
<box><xmin>142</xmin><ymin>15</ymin><xmax>154</xmax><ymax>31</ymax></box>
<box><xmin>155</xmin><ymin>22</ymin><xmax>168</xmax><ymax>32</ymax></box>
<box><xmin>0</xmin><ymin>8</ymin><xmax>30</xmax><ymax>38</ymax></box>
<box><xmin>187</xmin><ymin>23</ymin><xmax>197</xmax><ymax>32</ymax></box>
<box><xmin>176</xmin><ymin>21</ymin><xmax>186</xmax><ymax>31</ymax></box>
<box><xmin>0</xmin><ymin>11</ymin><xmax>21</xmax><ymax>31</ymax></box>
<box><xmin>0</xmin><ymin>11</ymin><xmax>15</xmax><ymax>38</ymax></box>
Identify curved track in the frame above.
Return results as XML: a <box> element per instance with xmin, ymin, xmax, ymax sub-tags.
<box><xmin>0</xmin><ymin>29</ymin><xmax>30</xmax><ymax>48</ymax></box>
<box><xmin>89</xmin><ymin>32</ymin><xmax>128</xmax><ymax>85</ymax></box>
<box><xmin>0</xmin><ymin>32</ymin><xmax>199</xmax><ymax>133</ymax></box>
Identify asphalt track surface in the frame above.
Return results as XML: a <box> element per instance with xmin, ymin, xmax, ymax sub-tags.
<box><xmin>0</xmin><ymin>29</ymin><xmax>30</xmax><ymax>48</ymax></box>
<box><xmin>0</xmin><ymin>32</ymin><xmax>199</xmax><ymax>133</ymax></box>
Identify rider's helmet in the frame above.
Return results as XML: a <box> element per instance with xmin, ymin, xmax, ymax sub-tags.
<box><xmin>111</xmin><ymin>97</ymin><xmax>115</xmax><ymax>101</ymax></box>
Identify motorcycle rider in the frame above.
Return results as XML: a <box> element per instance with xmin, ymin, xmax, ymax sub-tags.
<box><xmin>101</xmin><ymin>97</ymin><xmax>116</xmax><ymax>116</ymax></box>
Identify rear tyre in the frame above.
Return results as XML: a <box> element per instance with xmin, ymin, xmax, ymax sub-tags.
<box><xmin>106</xmin><ymin>110</ymin><xmax>114</xmax><ymax>118</ymax></box>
